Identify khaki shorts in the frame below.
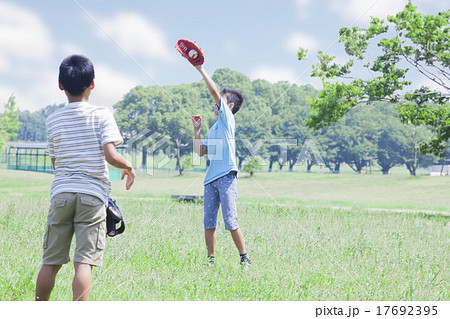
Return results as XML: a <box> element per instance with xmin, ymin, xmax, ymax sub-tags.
<box><xmin>42</xmin><ymin>192</ymin><xmax>107</xmax><ymax>267</ymax></box>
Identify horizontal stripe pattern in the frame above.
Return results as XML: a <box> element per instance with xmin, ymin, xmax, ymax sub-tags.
<box><xmin>46</xmin><ymin>102</ymin><xmax>123</xmax><ymax>204</ymax></box>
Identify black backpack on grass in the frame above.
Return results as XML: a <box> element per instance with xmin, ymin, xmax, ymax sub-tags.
<box><xmin>106</xmin><ymin>197</ymin><xmax>125</xmax><ymax>237</ymax></box>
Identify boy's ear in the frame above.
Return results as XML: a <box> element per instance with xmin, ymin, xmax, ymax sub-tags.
<box><xmin>89</xmin><ymin>80</ymin><xmax>95</xmax><ymax>90</ymax></box>
<box><xmin>58</xmin><ymin>82</ymin><xmax>64</xmax><ymax>91</ymax></box>
<box><xmin>228</xmin><ymin>102</ymin><xmax>235</xmax><ymax>111</ymax></box>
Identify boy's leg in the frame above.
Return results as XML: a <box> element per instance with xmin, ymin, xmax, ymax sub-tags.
<box><xmin>35</xmin><ymin>264</ymin><xmax>62</xmax><ymax>301</ymax></box>
<box><xmin>70</xmin><ymin>194</ymin><xmax>106</xmax><ymax>300</ymax></box>
<box><xmin>230</xmin><ymin>228</ymin><xmax>246</xmax><ymax>255</ymax></box>
<box><xmin>36</xmin><ymin>192</ymin><xmax>76</xmax><ymax>301</ymax></box>
<box><xmin>231</xmin><ymin>228</ymin><xmax>251</xmax><ymax>265</ymax></box>
<box><xmin>73</xmin><ymin>262</ymin><xmax>92</xmax><ymax>301</ymax></box>
<box><xmin>204</xmin><ymin>183</ymin><xmax>220</xmax><ymax>257</ymax></box>
<box><xmin>205</xmin><ymin>228</ymin><xmax>217</xmax><ymax>257</ymax></box>
<box><xmin>218</xmin><ymin>173</ymin><xmax>246</xmax><ymax>254</ymax></box>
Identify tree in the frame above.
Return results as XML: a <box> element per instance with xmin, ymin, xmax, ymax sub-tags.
<box><xmin>164</xmin><ymin>110</ymin><xmax>193</xmax><ymax>175</ymax></box>
<box><xmin>376</xmin><ymin>120</ymin><xmax>409</xmax><ymax>174</ymax></box>
<box><xmin>299</xmin><ymin>1</ymin><xmax>450</xmax><ymax>156</ymax></box>
<box><xmin>17</xmin><ymin>104</ymin><xmax>63</xmax><ymax>142</ymax></box>
<box><xmin>179</xmin><ymin>154</ymin><xmax>193</xmax><ymax>175</ymax></box>
<box><xmin>315</xmin><ymin>123</ymin><xmax>347</xmax><ymax>173</ymax></box>
<box><xmin>339</xmin><ymin>106</ymin><xmax>379</xmax><ymax>173</ymax></box>
<box><xmin>0</xmin><ymin>95</ymin><xmax>21</xmax><ymax>149</ymax></box>
<box><xmin>242</xmin><ymin>157</ymin><xmax>261</xmax><ymax>176</ymax></box>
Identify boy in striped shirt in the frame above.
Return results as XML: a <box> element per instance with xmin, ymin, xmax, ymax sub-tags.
<box><xmin>35</xmin><ymin>55</ymin><xmax>135</xmax><ymax>301</ymax></box>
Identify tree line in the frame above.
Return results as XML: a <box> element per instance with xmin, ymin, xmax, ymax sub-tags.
<box><xmin>3</xmin><ymin>67</ymin><xmax>445</xmax><ymax>175</ymax></box>
<box><xmin>112</xmin><ymin>68</ymin><xmax>440</xmax><ymax>175</ymax></box>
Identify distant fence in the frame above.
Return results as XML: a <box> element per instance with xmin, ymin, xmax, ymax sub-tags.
<box><xmin>4</xmin><ymin>143</ymin><xmax>204</xmax><ymax>179</ymax></box>
<box><xmin>7</xmin><ymin>143</ymin><xmax>53</xmax><ymax>173</ymax></box>
<box><xmin>6</xmin><ymin>143</ymin><xmax>124</xmax><ymax>180</ymax></box>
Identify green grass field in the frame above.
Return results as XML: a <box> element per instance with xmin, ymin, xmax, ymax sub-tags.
<box><xmin>0</xmin><ymin>169</ymin><xmax>448</xmax><ymax>301</ymax></box>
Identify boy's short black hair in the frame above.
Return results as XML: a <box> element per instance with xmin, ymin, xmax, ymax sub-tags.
<box><xmin>220</xmin><ymin>88</ymin><xmax>244</xmax><ymax>114</ymax></box>
<box><xmin>59</xmin><ymin>55</ymin><xmax>95</xmax><ymax>96</ymax></box>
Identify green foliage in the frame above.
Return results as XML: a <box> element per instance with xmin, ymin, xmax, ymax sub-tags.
<box><xmin>12</xmin><ymin>65</ymin><xmax>441</xmax><ymax>175</ymax></box>
<box><xmin>397</xmin><ymin>87</ymin><xmax>450</xmax><ymax>156</ymax></box>
<box><xmin>297</xmin><ymin>47</ymin><xmax>308</xmax><ymax>61</ymax></box>
<box><xmin>242</xmin><ymin>157</ymin><xmax>261</xmax><ymax>176</ymax></box>
<box><xmin>0</xmin><ymin>95</ymin><xmax>21</xmax><ymax>149</ymax></box>
<box><xmin>299</xmin><ymin>1</ymin><xmax>450</xmax><ymax>156</ymax></box>
<box><xmin>179</xmin><ymin>154</ymin><xmax>193</xmax><ymax>174</ymax></box>
<box><xmin>112</xmin><ymin>68</ymin><xmax>438</xmax><ymax>175</ymax></box>
<box><xmin>17</xmin><ymin>104</ymin><xmax>63</xmax><ymax>142</ymax></box>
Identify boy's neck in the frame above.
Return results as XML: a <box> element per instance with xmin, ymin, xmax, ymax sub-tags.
<box><xmin>67</xmin><ymin>96</ymin><xmax>89</xmax><ymax>103</ymax></box>
<box><xmin>65</xmin><ymin>89</ymin><xmax>91</xmax><ymax>104</ymax></box>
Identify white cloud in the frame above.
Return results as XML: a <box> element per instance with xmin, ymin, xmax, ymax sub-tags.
<box><xmin>416</xmin><ymin>0</ymin><xmax>448</xmax><ymax>12</ymax></box>
<box><xmin>89</xmin><ymin>64</ymin><xmax>141</xmax><ymax>110</ymax></box>
<box><xmin>2</xmin><ymin>64</ymin><xmax>141</xmax><ymax>112</ymax></box>
<box><xmin>286</xmin><ymin>32</ymin><xmax>320</xmax><ymax>55</ymax></box>
<box><xmin>0</xmin><ymin>2</ymin><xmax>54</xmax><ymax>63</ymax></box>
<box><xmin>59</xmin><ymin>42</ymin><xmax>87</xmax><ymax>57</ymax></box>
<box><xmin>330</xmin><ymin>0</ymin><xmax>448</xmax><ymax>23</ymax></box>
<box><xmin>96</xmin><ymin>12</ymin><xmax>174</xmax><ymax>62</ymax></box>
<box><xmin>0</xmin><ymin>2</ymin><xmax>57</xmax><ymax>111</ymax></box>
<box><xmin>250</xmin><ymin>66</ymin><xmax>299</xmax><ymax>84</ymax></box>
<box><xmin>0</xmin><ymin>72</ymin><xmax>64</xmax><ymax>112</ymax></box>
<box><xmin>412</xmin><ymin>76</ymin><xmax>450</xmax><ymax>96</ymax></box>
<box><xmin>295</xmin><ymin>0</ymin><xmax>312</xmax><ymax>18</ymax></box>
<box><xmin>330</xmin><ymin>0</ymin><xmax>408</xmax><ymax>22</ymax></box>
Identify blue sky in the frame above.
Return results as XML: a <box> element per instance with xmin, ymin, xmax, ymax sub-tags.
<box><xmin>0</xmin><ymin>0</ymin><xmax>446</xmax><ymax>111</ymax></box>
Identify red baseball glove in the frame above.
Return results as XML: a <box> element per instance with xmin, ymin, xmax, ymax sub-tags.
<box><xmin>175</xmin><ymin>39</ymin><xmax>205</xmax><ymax>66</ymax></box>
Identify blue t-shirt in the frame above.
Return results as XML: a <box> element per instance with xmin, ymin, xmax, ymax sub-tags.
<box><xmin>202</xmin><ymin>98</ymin><xmax>238</xmax><ymax>185</ymax></box>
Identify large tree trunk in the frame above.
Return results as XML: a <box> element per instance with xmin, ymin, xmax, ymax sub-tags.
<box><xmin>238</xmin><ymin>157</ymin><xmax>244</xmax><ymax>170</ymax></box>
<box><xmin>175</xmin><ymin>135</ymin><xmax>188</xmax><ymax>175</ymax></box>
<box><xmin>411</xmin><ymin>127</ymin><xmax>417</xmax><ymax>176</ymax></box>
<box><xmin>333</xmin><ymin>162</ymin><xmax>341</xmax><ymax>173</ymax></box>
<box><xmin>142</xmin><ymin>147</ymin><xmax>147</xmax><ymax>169</ymax></box>
<box><xmin>176</xmin><ymin>138</ymin><xmax>182</xmax><ymax>175</ymax></box>
<box><xmin>306</xmin><ymin>159</ymin><xmax>314</xmax><ymax>172</ymax></box>
<box><xmin>406</xmin><ymin>163</ymin><xmax>416</xmax><ymax>176</ymax></box>
<box><xmin>381</xmin><ymin>165</ymin><xmax>391</xmax><ymax>175</ymax></box>
<box><xmin>289</xmin><ymin>160</ymin><xmax>295</xmax><ymax>171</ymax></box>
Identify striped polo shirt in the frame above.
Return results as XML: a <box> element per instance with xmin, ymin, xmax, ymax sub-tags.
<box><xmin>46</xmin><ymin>101</ymin><xmax>123</xmax><ymax>204</ymax></box>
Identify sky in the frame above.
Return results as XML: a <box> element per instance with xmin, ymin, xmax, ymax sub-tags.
<box><xmin>0</xmin><ymin>0</ymin><xmax>447</xmax><ymax>112</ymax></box>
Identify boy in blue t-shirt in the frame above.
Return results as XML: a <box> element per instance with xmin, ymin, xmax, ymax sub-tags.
<box><xmin>191</xmin><ymin>64</ymin><xmax>251</xmax><ymax>266</ymax></box>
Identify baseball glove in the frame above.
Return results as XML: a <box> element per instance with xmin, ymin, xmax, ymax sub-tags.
<box><xmin>106</xmin><ymin>197</ymin><xmax>125</xmax><ymax>237</ymax></box>
<box><xmin>175</xmin><ymin>39</ymin><xmax>204</xmax><ymax>66</ymax></box>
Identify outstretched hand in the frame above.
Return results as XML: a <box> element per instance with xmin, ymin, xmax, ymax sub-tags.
<box><xmin>121</xmin><ymin>167</ymin><xmax>136</xmax><ymax>190</ymax></box>
<box><xmin>192</xmin><ymin>115</ymin><xmax>202</xmax><ymax>130</ymax></box>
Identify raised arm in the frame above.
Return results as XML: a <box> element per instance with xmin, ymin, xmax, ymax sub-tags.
<box><xmin>195</xmin><ymin>65</ymin><xmax>221</xmax><ymax>106</ymax></box>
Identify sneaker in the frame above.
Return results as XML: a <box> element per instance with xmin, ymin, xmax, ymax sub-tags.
<box><xmin>206</xmin><ymin>256</ymin><xmax>215</xmax><ymax>266</ymax></box>
<box><xmin>240</xmin><ymin>254</ymin><xmax>252</xmax><ymax>267</ymax></box>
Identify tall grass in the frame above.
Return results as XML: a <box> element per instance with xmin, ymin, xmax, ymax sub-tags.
<box><xmin>0</xmin><ymin>169</ymin><xmax>448</xmax><ymax>300</ymax></box>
